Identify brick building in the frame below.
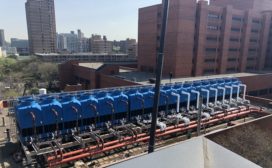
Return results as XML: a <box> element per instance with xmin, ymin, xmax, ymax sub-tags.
<box><xmin>138</xmin><ymin>0</ymin><xmax>272</xmax><ymax>77</ymax></box>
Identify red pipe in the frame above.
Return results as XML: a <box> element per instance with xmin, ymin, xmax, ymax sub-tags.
<box><xmin>48</xmin><ymin>109</ymin><xmax>257</xmax><ymax>166</ymax></box>
<box><xmin>47</xmin><ymin>107</ymin><xmax>256</xmax><ymax>162</ymax></box>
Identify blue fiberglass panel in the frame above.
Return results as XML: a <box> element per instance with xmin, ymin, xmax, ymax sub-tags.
<box><xmin>217</xmin><ymin>79</ymin><xmax>226</xmax><ymax>96</ymax></box>
<box><xmin>200</xmin><ymin>80</ymin><xmax>210</xmax><ymax>99</ymax></box>
<box><xmin>162</xmin><ymin>88</ymin><xmax>177</xmax><ymax>105</ymax></box>
<box><xmin>61</xmin><ymin>96</ymin><xmax>81</xmax><ymax>122</ymax></box>
<box><xmin>79</xmin><ymin>95</ymin><xmax>98</xmax><ymax>119</ymax></box>
<box><xmin>142</xmin><ymin>91</ymin><xmax>154</xmax><ymax>109</ymax></box>
<box><xmin>16</xmin><ymin>101</ymin><xmax>42</xmax><ymax>129</ymax></box>
<box><xmin>159</xmin><ymin>90</ymin><xmax>168</xmax><ymax>106</ymax></box>
<box><xmin>40</xmin><ymin>98</ymin><xmax>62</xmax><ymax>126</ymax></box>
<box><xmin>231</xmin><ymin>78</ymin><xmax>242</xmax><ymax>94</ymax></box>
<box><xmin>112</xmin><ymin>93</ymin><xmax>129</xmax><ymax>113</ymax></box>
<box><xmin>98</xmin><ymin>95</ymin><xmax>114</xmax><ymax>116</ymax></box>
<box><xmin>128</xmin><ymin>91</ymin><xmax>144</xmax><ymax>111</ymax></box>
<box><xmin>224</xmin><ymin>78</ymin><xmax>233</xmax><ymax>95</ymax></box>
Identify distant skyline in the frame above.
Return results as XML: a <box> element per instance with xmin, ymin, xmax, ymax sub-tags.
<box><xmin>0</xmin><ymin>0</ymin><xmax>161</xmax><ymax>42</ymax></box>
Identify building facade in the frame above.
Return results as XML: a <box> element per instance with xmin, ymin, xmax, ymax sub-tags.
<box><xmin>11</xmin><ymin>38</ymin><xmax>29</xmax><ymax>55</ymax></box>
<box><xmin>138</xmin><ymin>0</ymin><xmax>272</xmax><ymax>77</ymax></box>
<box><xmin>25</xmin><ymin>0</ymin><xmax>57</xmax><ymax>54</ymax></box>
<box><xmin>90</xmin><ymin>35</ymin><xmax>113</xmax><ymax>54</ymax></box>
<box><xmin>0</xmin><ymin>29</ymin><xmax>5</xmax><ymax>47</ymax></box>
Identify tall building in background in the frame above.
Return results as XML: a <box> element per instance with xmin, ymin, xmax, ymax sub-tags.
<box><xmin>57</xmin><ymin>30</ymin><xmax>90</xmax><ymax>53</ymax></box>
<box><xmin>11</xmin><ymin>38</ymin><xmax>29</xmax><ymax>55</ymax></box>
<box><xmin>138</xmin><ymin>0</ymin><xmax>272</xmax><ymax>77</ymax></box>
<box><xmin>25</xmin><ymin>0</ymin><xmax>57</xmax><ymax>54</ymax></box>
<box><xmin>90</xmin><ymin>35</ymin><xmax>113</xmax><ymax>54</ymax></box>
<box><xmin>0</xmin><ymin>29</ymin><xmax>5</xmax><ymax>47</ymax></box>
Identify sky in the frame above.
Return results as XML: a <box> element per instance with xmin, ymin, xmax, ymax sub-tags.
<box><xmin>0</xmin><ymin>0</ymin><xmax>161</xmax><ymax>42</ymax></box>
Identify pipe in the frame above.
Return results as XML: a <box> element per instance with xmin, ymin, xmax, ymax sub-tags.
<box><xmin>47</xmin><ymin>107</ymin><xmax>257</xmax><ymax>162</ymax></box>
<box><xmin>225</xmin><ymin>86</ymin><xmax>233</xmax><ymax>102</ymax></box>
<box><xmin>181</xmin><ymin>91</ymin><xmax>190</xmax><ymax>111</ymax></box>
<box><xmin>201</xmin><ymin>89</ymin><xmax>210</xmax><ymax>106</ymax></box>
<box><xmin>210</xmin><ymin>88</ymin><xmax>218</xmax><ymax>104</ymax></box>
<box><xmin>239</xmin><ymin>84</ymin><xmax>247</xmax><ymax>101</ymax></box>
<box><xmin>171</xmin><ymin>92</ymin><xmax>180</xmax><ymax>112</ymax></box>
<box><xmin>191</xmin><ymin>90</ymin><xmax>200</xmax><ymax>109</ymax></box>
<box><xmin>157</xmin><ymin>120</ymin><xmax>167</xmax><ymax>131</ymax></box>
<box><xmin>48</xmin><ymin>109</ymin><xmax>261</xmax><ymax>166</ymax></box>
<box><xmin>106</xmin><ymin>101</ymin><xmax>115</xmax><ymax>124</ymax></box>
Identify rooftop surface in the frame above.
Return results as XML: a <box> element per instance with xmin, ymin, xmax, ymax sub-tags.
<box><xmin>115</xmin><ymin>71</ymin><xmax>272</xmax><ymax>85</ymax></box>
<box><xmin>78</xmin><ymin>62</ymin><xmax>104</xmax><ymax>69</ymax></box>
<box><xmin>35</xmin><ymin>53</ymin><xmax>129</xmax><ymax>56</ymax></box>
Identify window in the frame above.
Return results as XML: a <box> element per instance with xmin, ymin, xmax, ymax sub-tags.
<box><xmin>206</xmin><ymin>37</ymin><xmax>218</xmax><ymax>41</ymax></box>
<box><xmin>246</xmin><ymin>66</ymin><xmax>255</xmax><ymax>70</ymax></box>
<box><xmin>251</xmin><ymin>29</ymin><xmax>259</xmax><ymax>33</ymax></box>
<box><xmin>203</xmin><ymin>69</ymin><xmax>215</xmax><ymax>74</ymax></box>
<box><xmin>259</xmin><ymin>89</ymin><xmax>268</xmax><ymax>95</ymax></box>
<box><xmin>248</xmin><ymin>48</ymin><xmax>257</xmax><ymax>52</ymax></box>
<box><xmin>208</xmin><ymin>13</ymin><xmax>220</xmax><ymax>19</ymax></box>
<box><xmin>250</xmin><ymin>39</ymin><xmax>258</xmax><ymax>43</ymax></box>
<box><xmin>247</xmin><ymin>57</ymin><xmax>255</xmax><ymax>61</ymax></box>
<box><xmin>231</xmin><ymin>27</ymin><xmax>242</xmax><ymax>32</ymax></box>
<box><xmin>248</xmin><ymin>91</ymin><xmax>258</xmax><ymax>96</ymax></box>
<box><xmin>252</xmin><ymin>19</ymin><xmax>260</xmax><ymax>24</ymax></box>
<box><xmin>230</xmin><ymin>38</ymin><xmax>240</xmax><ymax>42</ymax></box>
<box><xmin>207</xmin><ymin>25</ymin><xmax>220</xmax><ymax>30</ymax></box>
<box><xmin>227</xmin><ymin>68</ymin><xmax>237</xmax><ymax>72</ymax></box>
<box><xmin>228</xmin><ymin>58</ymin><xmax>237</xmax><ymax>62</ymax></box>
<box><xmin>232</xmin><ymin>16</ymin><xmax>243</xmax><ymax>22</ymax></box>
<box><xmin>205</xmin><ymin>58</ymin><xmax>216</xmax><ymax>63</ymax></box>
<box><xmin>229</xmin><ymin>48</ymin><xmax>240</xmax><ymax>52</ymax></box>
<box><xmin>206</xmin><ymin>48</ymin><xmax>217</xmax><ymax>52</ymax></box>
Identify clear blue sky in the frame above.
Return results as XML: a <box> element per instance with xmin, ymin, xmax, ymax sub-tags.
<box><xmin>0</xmin><ymin>0</ymin><xmax>161</xmax><ymax>42</ymax></box>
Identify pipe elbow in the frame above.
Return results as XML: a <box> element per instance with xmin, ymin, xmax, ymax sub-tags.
<box><xmin>156</xmin><ymin>121</ymin><xmax>166</xmax><ymax>131</ymax></box>
<box><xmin>202</xmin><ymin>112</ymin><xmax>211</xmax><ymax>119</ymax></box>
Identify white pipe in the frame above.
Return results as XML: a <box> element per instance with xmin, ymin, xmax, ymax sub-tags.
<box><xmin>225</xmin><ymin>86</ymin><xmax>233</xmax><ymax>101</ymax></box>
<box><xmin>201</xmin><ymin>89</ymin><xmax>210</xmax><ymax>106</ymax></box>
<box><xmin>171</xmin><ymin>92</ymin><xmax>180</xmax><ymax>113</ymax></box>
<box><xmin>156</xmin><ymin>120</ymin><xmax>166</xmax><ymax>131</ymax></box>
<box><xmin>218</xmin><ymin>87</ymin><xmax>226</xmax><ymax>102</ymax></box>
<box><xmin>239</xmin><ymin>84</ymin><xmax>247</xmax><ymax>101</ymax></box>
<box><xmin>191</xmin><ymin>90</ymin><xmax>200</xmax><ymax>109</ymax></box>
<box><xmin>210</xmin><ymin>88</ymin><xmax>218</xmax><ymax>104</ymax></box>
<box><xmin>182</xmin><ymin>91</ymin><xmax>190</xmax><ymax>111</ymax></box>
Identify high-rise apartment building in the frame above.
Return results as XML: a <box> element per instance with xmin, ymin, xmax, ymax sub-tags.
<box><xmin>57</xmin><ymin>30</ymin><xmax>90</xmax><ymax>53</ymax></box>
<box><xmin>90</xmin><ymin>35</ymin><xmax>113</xmax><ymax>54</ymax></box>
<box><xmin>138</xmin><ymin>0</ymin><xmax>272</xmax><ymax>77</ymax></box>
<box><xmin>25</xmin><ymin>0</ymin><xmax>57</xmax><ymax>54</ymax></box>
<box><xmin>0</xmin><ymin>29</ymin><xmax>5</xmax><ymax>47</ymax></box>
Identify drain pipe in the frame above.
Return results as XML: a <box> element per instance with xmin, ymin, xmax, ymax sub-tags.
<box><xmin>201</xmin><ymin>89</ymin><xmax>210</xmax><ymax>106</ymax></box>
<box><xmin>210</xmin><ymin>88</ymin><xmax>218</xmax><ymax>104</ymax></box>
<box><xmin>171</xmin><ymin>92</ymin><xmax>180</xmax><ymax>112</ymax></box>
<box><xmin>182</xmin><ymin>91</ymin><xmax>190</xmax><ymax>111</ymax></box>
<box><xmin>239</xmin><ymin>84</ymin><xmax>247</xmax><ymax>101</ymax></box>
<box><xmin>191</xmin><ymin>90</ymin><xmax>200</xmax><ymax>109</ymax></box>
